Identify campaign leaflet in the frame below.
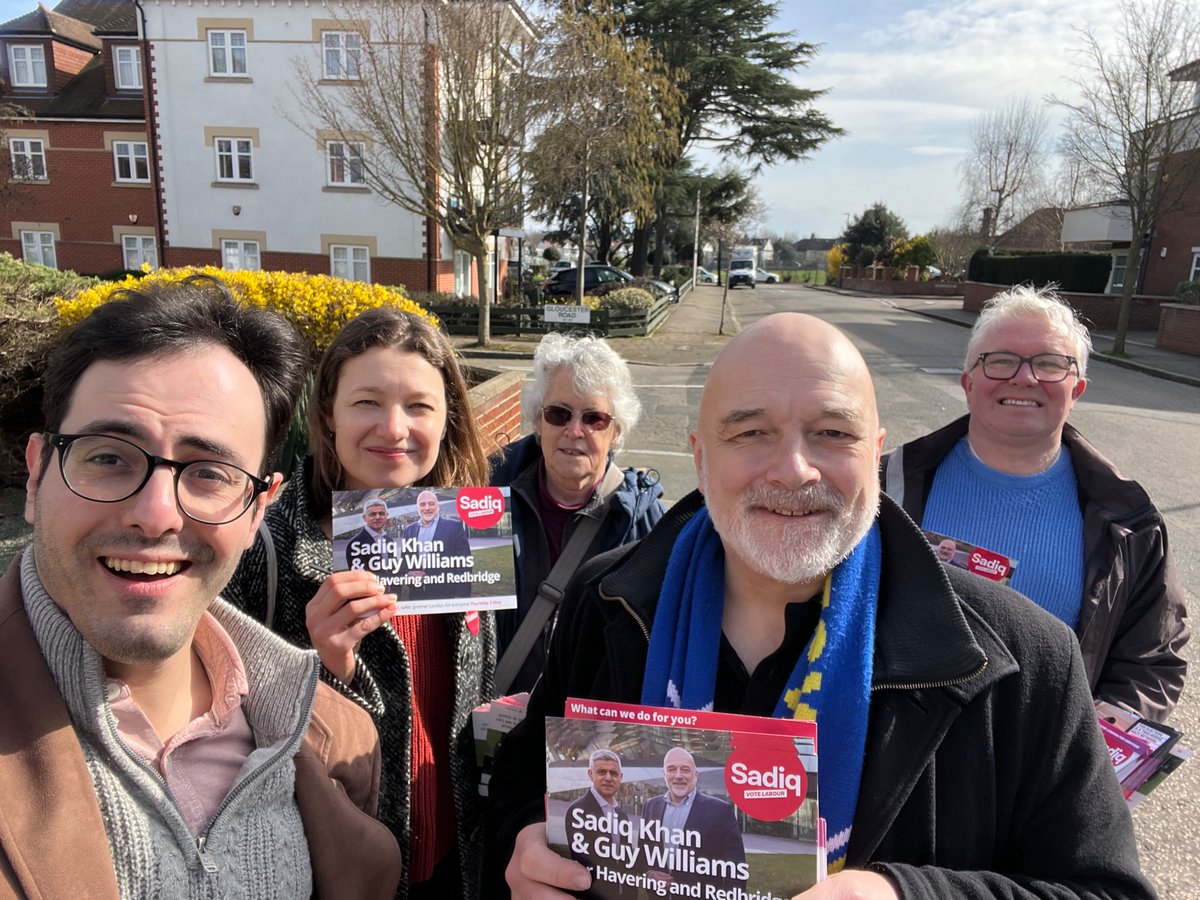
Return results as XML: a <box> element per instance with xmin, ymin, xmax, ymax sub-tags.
<box><xmin>546</xmin><ymin>698</ymin><xmax>822</xmax><ymax>899</ymax></box>
<box><xmin>1095</xmin><ymin>700</ymin><xmax>1190</xmax><ymax>808</ymax></box>
<box><xmin>332</xmin><ymin>486</ymin><xmax>517</xmax><ymax>615</ymax></box>
<box><xmin>921</xmin><ymin>529</ymin><xmax>1017</xmax><ymax>586</ymax></box>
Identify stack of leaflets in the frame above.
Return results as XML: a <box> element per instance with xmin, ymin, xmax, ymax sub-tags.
<box><xmin>472</xmin><ymin>692</ymin><xmax>529</xmax><ymax>797</ymax></box>
<box><xmin>546</xmin><ymin>698</ymin><xmax>823</xmax><ymax>899</ymax></box>
<box><xmin>1095</xmin><ymin>701</ymin><xmax>1191</xmax><ymax>809</ymax></box>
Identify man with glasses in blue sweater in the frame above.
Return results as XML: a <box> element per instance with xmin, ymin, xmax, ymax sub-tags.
<box><xmin>883</xmin><ymin>285</ymin><xmax>1188</xmax><ymax>723</ymax></box>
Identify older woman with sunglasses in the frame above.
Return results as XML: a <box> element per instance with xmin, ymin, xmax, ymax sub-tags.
<box><xmin>489</xmin><ymin>333</ymin><xmax>666</xmax><ymax>694</ymax></box>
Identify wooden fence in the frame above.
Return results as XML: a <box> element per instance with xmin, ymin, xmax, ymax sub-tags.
<box><xmin>428</xmin><ymin>292</ymin><xmax>676</xmax><ymax>338</ymax></box>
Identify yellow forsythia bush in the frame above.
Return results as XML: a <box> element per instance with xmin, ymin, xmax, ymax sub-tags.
<box><xmin>56</xmin><ymin>266</ymin><xmax>435</xmax><ymax>357</ymax></box>
<box><xmin>826</xmin><ymin>243</ymin><xmax>849</xmax><ymax>283</ymax></box>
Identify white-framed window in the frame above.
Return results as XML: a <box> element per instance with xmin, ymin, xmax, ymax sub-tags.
<box><xmin>113</xmin><ymin>140</ymin><xmax>149</xmax><ymax>182</ymax></box>
<box><xmin>326</xmin><ymin>140</ymin><xmax>365</xmax><ymax>185</ymax></box>
<box><xmin>322</xmin><ymin>31</ymin><xmax>362</xmax><ymax>80</ymax></box>
<box><xmin>221</xmin><ymin>239</ymin><xmax>261</xmax><ymax>271</ymax></box>
<box><xmin>114</xmin><ymin>46</ymin><xmax>141</xmax><ymax>90</ymax></box>
<box><xmin>1190</xmin><ymin>250</ymin><xmax>1200</xmax><ymax>283</ymax></box>
<box><xmin>330</xmin><ymin>244</ymin><xmax>369</xmax><ymax>281</ymax></box>
<box><xmin>215</xmin><ymin>137</ymin><xmax>254</xmax><ymax>182</ymax></box>
<box><xmin>8</xmin><ymin>45</ymin><xmax>46</xmax><ymax>87</ymax></box>
<box><xmin>122</xmin><ymin>235</ymin><xmax>157</xmax><ymax>269</ymax></box>
<box><xmin>454</xmin><ymin>249</ymin><xmax>471</xmax><ymax>296</ymax></box>
<box><xmin>208</xmin><ymin>30</ymin><xmax>247</xmax><ymax>76</ymax></box>
<box><xmin>1108</xmin><ymin>252</ymin><xmax>1128</xmax><ymax>294</ymax></box>
<box><xmin>21</xmin><ymin>230</ymin><xmax>56</xmax><ymax>267</ymax></box>
<box><xmin>9</xmin><ymin>138</ymin><xmax>47</xmax><ymax>180</ymax></box>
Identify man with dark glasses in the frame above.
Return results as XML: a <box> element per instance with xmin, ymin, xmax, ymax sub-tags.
<box><xmin>884</xmin><ymin>285</ymin><xmax>1188</xmax><ymax>723</ymax></box>
<box><xmin>0</xmin><ymin>278</ymin><xmax>401</xmax><ymax>895</ymax></box>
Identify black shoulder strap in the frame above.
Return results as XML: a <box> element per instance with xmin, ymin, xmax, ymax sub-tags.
<box><xmin>493</xmin><ymin>512</ymin><xmax>603</xmax><ymax>696</ymax></box>
<box><xmin>258</xmin><ymin>518</ymin><xmax>278</xmax><ymax>629</ymax></box>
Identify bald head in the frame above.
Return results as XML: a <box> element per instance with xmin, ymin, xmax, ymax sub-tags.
<box><xmin>690</xmin><ymin>313</ymin><xmax>885</xmax><ymax>591</ymax></box>
<box><xmin>703</xmin><ymin>314</ymin><xmax>879</xmax><ymax>435</ymax></box>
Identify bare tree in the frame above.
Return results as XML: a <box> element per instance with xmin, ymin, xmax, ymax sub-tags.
<box><xmin>927</xmin><ymin>224</ymin><xmax>980</xmax><ymax>279</ymax></box>
<box><xmin>958</xmin><ymin>97</ymin><xmax>1050</xmax><ymax>242</ymax></box>
<box><xmin>1051</xmin><ymin>0</ymin><xmax>1200</xmax><ymax>353</ymax></box>
<box><xmin>525</xmin><ymin>2</ymin><xmax>682</xmax><ymax>301</ymax></box>
<box><xmin>292</xmin><ymin>0</ymin><xmax>537</xmax><ymax>345</ymax></box>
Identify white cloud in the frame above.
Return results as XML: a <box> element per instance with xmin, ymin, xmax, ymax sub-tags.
<box><xmin>749</xmin><ymin>0</ymin><xmax>1119</xmax><ymax>236</ymax></box>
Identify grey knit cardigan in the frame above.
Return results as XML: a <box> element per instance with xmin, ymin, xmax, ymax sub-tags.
<box><xmin>221</xmin><ymin>456</ymin><xmax>496</xmax><ymax>899</ymax></box>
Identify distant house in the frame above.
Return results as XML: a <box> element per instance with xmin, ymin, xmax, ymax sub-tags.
<box><xmin>1</xmin><ymin>0</ymin><xmax>157</xmax><ymax>273</ymax></box>
<box><xmin>748</xmin><ymin>236</ymin><xmax>774</xmax><ymax>263</ymax></box>
<box><xmin>993</xmin><ymin>208</ymin><xmax>1067</xmax><ymax>253</ymax></box>
<box><xmin>1060</xmin><ymin>57</ymin><xmax>1200</xmax><ymax>296</ymax></box>
<box><xmin>793</xmin><ymin>236</ymin><xmax>836</xmax><ymax>267</ymax></box>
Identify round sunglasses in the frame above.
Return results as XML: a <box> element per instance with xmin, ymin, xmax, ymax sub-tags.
<box><xmin>539</xmin><ymin>404</ymin><xmax>614</xmax><ymax>431</ymax></box>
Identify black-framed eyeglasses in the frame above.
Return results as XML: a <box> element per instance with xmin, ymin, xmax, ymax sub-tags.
<box><xmin>972</xmin><ymin>352</ymin><xmax>1079</xmax><ymax>383</ymax></box>
<box><xmin>539</xmin><ymin>405</ymin><xmax>614</xmax><ymax>432</ymax></box>
<box><xmin>46</xmin><ymin>432</ymin><xmax>271</xmax><ymax>525</ymax></box>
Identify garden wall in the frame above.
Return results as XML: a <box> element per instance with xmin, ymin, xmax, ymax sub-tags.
<box><xmin>840</xmin><ymin>267</ymin><xmax>962</xmax><ymax>296</ymax></box>
<box><xmin>961</xmin><ymin>282</ymin><xmax>1168</xmax><ymax>331</ymax></box>
<box><xmin>1155</xmin><ymin>304</ymin><xmax>1200</xmax><ymax>357</ymax></box>
<box><xmin>468</xmin><ymin>367</ymin><xmax>524</xmax><ymax>451</ymax></box>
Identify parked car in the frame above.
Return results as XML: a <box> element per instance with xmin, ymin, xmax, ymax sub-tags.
<box><xmin>755</xmin><ymin>268</ymin><xmax>779</xmax><ymax>284</ymax></box>
<box><xmin>543</xmin><ymin>265</ymin><xmax>678</xmax><ymax>303</ymax></box>
<box><xmin>695</xmin><ymin>266</ymin><xmax>717</xmax><ymax>283</ymax></box>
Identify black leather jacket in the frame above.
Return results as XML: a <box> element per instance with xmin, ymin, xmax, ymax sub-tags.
<box><xmin>883</xmin><ymin>415</ymin><xmax>1188</xmax><ymax>722</ymax></box>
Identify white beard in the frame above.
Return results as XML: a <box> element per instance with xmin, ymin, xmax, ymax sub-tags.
<box><xmin>700</xmin><ymin>459</ymin><xmax>878</xmax><ymax>585</ymax></box>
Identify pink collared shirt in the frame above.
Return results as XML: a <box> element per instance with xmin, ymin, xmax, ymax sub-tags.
<box><xmin>107</xmin><ymin>611</ymin><xmax>257</xmax><ymax>837</ymax></box>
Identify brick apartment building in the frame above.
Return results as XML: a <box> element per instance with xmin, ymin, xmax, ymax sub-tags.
<box><xmin>4</xmin><ymin>0</ymin><xmax>520</xmax><ymax>295</ymax></box>
<box><xmin>1</xmin><ymin>0</ymin><xmax>157</xmax><ymax>274</ymax></box>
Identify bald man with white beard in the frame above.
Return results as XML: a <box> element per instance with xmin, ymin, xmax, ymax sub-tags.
<box><xmin>486</xmin><ymin>313</ymin><xmax>1153</xmax><ymax>900</ymax></box>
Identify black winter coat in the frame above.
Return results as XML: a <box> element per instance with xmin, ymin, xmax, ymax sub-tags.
<box><xmin>486</xmin><ymin>491</ymin><xmax>1155</xmax><ymax>900</ymax></box>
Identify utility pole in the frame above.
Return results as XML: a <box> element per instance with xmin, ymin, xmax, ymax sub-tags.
<box><xmin>691</xmin><ymin>189</ymin><xmax>701</xmax><ymax>292</ymax></box>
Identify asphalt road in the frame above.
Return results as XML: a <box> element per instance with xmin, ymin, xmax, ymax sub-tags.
<box><xmin>488</xmin><ymin>282</ymin><xmax>1200</xmax><ymax>897</ymax></box>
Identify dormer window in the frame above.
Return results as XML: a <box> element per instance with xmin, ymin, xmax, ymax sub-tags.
<box><xmin>8</xmin><ymin>45</ymin><xmax>47</xmax><ymax>88</ymax></box>
<box><xmin>114</xmin><ymin>46</ymin><xmax>141</xmax><ymax>90</ymax></box>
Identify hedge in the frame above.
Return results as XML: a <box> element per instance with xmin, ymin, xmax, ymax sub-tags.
<box><xmin>973</xmin><ymin>252</ymin><xmax>1112</xmax><ymax>293</ymax></box>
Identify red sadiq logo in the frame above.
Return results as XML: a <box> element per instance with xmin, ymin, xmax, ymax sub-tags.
<box><xmin>967</xmin><ymin>546</ymin><xmax>1011</xmax><ymax>582</ymax></box>
<box><xmin>456</xmin><ymin>487</ymin><xmax>505</xmax><ymax>529</ymax></box>
<box><xmin>724</xmin><ymin>733</ymin><xmax>807</xmax><ymax>821</ymax></box>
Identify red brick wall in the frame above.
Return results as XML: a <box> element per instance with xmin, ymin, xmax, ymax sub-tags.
<box><xmin>468</xmin><ymin>368</ymin><xmax>524</xmax><ymax>454</ymax></box>
<box><xmin>841</xmin><ymin>271</ymin><xmax>961</xmax><ymax>296</ymax></box>
<box><xmin>1</xmin><ymin>119</ymin><xmax>155</xmax><ymax>274</ymax></box>
<box><xmin>1156</xmin><ymin>304</ymin><xmax>1200</xmax><ymax>356</ymax></box>
<box><xmin>962</xmin><ymin>282</ymin><xmax>1167</xmax><ymax>330</ymax></box>
<box><xmin>1141</xmin><ymin>157</ymin><xmax>1200</xmax><ymax>296</ymax></box>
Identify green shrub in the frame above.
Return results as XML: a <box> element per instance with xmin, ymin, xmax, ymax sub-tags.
<box><xmin>595</xmin><ymin>287</ymin><xmax>655</xmax><ymax>310</ymax></box>
<box><xmin>0</xmin><ymin>254</ymin><xmax>102</xmax><ymax>484</ymax></box>
<box><xmin>1174</xmin><ymin>280</ymin><xmax>1200</xmax><ymax>305</ymax></box>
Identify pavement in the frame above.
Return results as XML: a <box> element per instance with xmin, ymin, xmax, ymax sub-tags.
<box><xmin>452</xmin><ymin>283</ymin><xmax>1200</xmax><ymax>388</ymax></box>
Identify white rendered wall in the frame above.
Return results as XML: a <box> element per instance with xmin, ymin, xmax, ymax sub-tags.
<box><xmin>143</xmin><ymin>0</ymin><xmax>428</xmax><ymax>260</ymax></box>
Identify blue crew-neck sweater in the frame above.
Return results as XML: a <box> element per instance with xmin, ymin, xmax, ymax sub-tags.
<box><xmin>922</xmin><ymin>439</ymin><xmax>1085</xmax><ymax>630</ymax></box>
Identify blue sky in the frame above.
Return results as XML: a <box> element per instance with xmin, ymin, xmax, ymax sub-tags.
<box><xmin>3</xmin><ymin>0</ymin><xmax>1111</xmax><ymax>238</ymax></box>
<box><xmin>753</xmin><ymin>0</ymin><xmax>1108</xmax><ymax>237</ymax></box>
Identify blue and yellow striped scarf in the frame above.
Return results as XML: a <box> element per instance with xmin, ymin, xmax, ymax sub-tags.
<box><xmin>640</xmin><ymin>507</ymin><xmax>879</xmax><ymax>873</ymax></box>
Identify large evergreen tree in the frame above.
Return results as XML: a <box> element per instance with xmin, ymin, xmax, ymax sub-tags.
<box><xmin>590</xmin><ymin>0</ymin><xmax>843</xmax><ymax>272</ymax></box>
